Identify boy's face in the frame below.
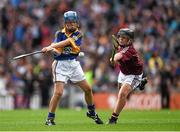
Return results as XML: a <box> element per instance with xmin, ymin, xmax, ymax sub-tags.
<box><xmin>65</xmin><ymin>21</ymin><xmax>78</xmax><ymax>32</ymax></box>
<box><xmin>118</xmin><ymin>35</ymin><xmax>130</xmax><ymax>46</ymax></box>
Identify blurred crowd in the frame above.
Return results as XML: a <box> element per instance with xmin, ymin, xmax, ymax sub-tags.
<box><xmin>0</xmin><ymin>0</ymin><xmax>180</xmax><ymax>109</ymax></box>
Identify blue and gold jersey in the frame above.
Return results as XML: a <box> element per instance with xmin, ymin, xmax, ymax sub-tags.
<box><xmin>52</xmin><ymin>28</ymin><xmax>82</xmax><ymax>60</ymax></box>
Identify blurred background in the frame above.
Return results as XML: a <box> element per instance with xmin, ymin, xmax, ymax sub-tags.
<box><xmin>0</xmin><ymin>0</ymin><xmax>180</xmax><ymax>110</ymax></box>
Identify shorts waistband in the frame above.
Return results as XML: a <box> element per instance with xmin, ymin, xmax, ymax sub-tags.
<box><xmin>55</xmin><ymin>58</ymin><xmax>76</xmax><ymax>61</ymax></box>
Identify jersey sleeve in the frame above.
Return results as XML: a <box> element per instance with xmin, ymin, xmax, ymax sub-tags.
<box><xmin>52</xmin><ymin>31</ymin><xmax>63</xmax><ymax>53</ymax></box>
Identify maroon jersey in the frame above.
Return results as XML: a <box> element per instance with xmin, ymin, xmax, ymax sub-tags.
<box><xmin>118</xmin><ymin>45</ymin><xmax>143</xmax><ymax>75</ymax></box>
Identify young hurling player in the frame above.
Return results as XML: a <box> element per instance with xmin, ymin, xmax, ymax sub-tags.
<box><xmin>42</xmin><ymin>11</ymin><xmax>103</xmax><ymax>125</ymax></box>
<box><xmin>108</xmin><ymin>28</ymin><xmax>147</xmax><ymax>124</ymax></box>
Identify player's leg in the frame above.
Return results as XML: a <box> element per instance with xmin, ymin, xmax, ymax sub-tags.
<box><xmin>76</xmin><ymin>79</ymin><xmax>103</xmax><ymax>124</ymax></box>
<box><xmin>45</xmin><ymin>60</ymin><xmax>67</xmax><ymax>126</ymax></box>
<box><xmin>70</xmin><ymin>60</ymin><xmax>103</xmax><ymax>124</ymax></box>
<box><xmin>114</xmin><ymin>83</ymin><xmax>132</xmax><ymax>116</ymax></box>
<box><xmin>45</xmin><ymin>81</ymin><xmax>64</xmax><ymax>126</ymax></box>
<box><xmin>108</xmin><ymin>83</ymin><xmax>133</xmax><ymax>124</ymax></box>
<box><xmin>48</xmin><ymin>82</ymin><xmax>64</xmax><ymax>113</ymax></box>
<box><xmin>76</xmin><ymin>80</ymin><xmax>93</xmax><ymax>105</ymax></box>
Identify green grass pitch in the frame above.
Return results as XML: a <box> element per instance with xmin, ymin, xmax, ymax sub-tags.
<box><xmin>0</xmin><ymin>109</ymin><xmax>180</xmax><ymax>131</ymax></box>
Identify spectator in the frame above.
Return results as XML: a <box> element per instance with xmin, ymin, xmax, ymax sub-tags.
<box><xmin>159</xmin><ymin>64</ymin><xmax>173</xmax><ymax>108</ymax></box>
<box><xmin>36</xmin><ymin>58</ymin><xmax>52</xmax><ymax>107</ymax></box>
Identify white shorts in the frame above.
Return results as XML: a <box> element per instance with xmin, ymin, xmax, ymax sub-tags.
<box><xmin>52</xmin><ymin>59</ymin><xmax>86</xmax><ymax>83</ymax></box>
<box><xmin>118</xmin><ymin>71</ymin><xmax>143</xmax><ymax>89</ymax></box>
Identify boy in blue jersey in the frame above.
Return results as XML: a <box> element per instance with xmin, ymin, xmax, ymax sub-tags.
<box><xmin>42</xmin><ymin>11</ymin><xmax>103</xmax><ymax>125</ymax></box>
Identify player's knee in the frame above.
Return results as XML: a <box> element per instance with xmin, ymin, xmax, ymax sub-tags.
<box><xmin>54</xmin><ymin>91</ymin><xmax>63</xmax><ymax>97</ymax></box>
<box><xmin>54</xmin><ymin>82</ymin><xmax>64</xmax><ymax>97</ymax></box>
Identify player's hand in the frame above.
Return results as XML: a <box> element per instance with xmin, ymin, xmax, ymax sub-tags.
<box><xmin>41</xmin><ymin>46</ymin><xmax>53</xmax><ymax>53</ymax></box>
<box><xmin>110</xmin><ymin>57</ymin><xmax>115</xmax><ymax>65</ymax></box>
<box><xmin>110</xmin><ymin>57</ymin><xmax>113</xmax><ymax>63</ymax></box>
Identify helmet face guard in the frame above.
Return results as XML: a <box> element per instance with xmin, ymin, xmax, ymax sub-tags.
<box><xmin>64</xmin><ymin>11</ymin><xmax>78</xmax><ymax>23</ymax></box>
<box><xmin>117</xmin><ymin>28</ymin><xmax>134</xmax><ymax>41</ymax></box>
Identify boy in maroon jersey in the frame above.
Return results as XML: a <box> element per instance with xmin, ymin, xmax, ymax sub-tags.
<box><xmin>108</xmin><ymin>28</ymin><xmax>147</xmax><ymax>124</ymax></box>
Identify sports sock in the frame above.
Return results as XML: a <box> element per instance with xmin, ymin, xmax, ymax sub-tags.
<box><xmin>110</xmin><ymin>112</ymin><xmax>119</xmax><ymax>121</ymax></box>
<box><xmin>48</xmin><ymin>112</ymin><xmax>55</xmax><ymax>119</ymax></box>
<box><xmin>87</xmin><ymin>104</ymin><xmax>96</xmax><ymax>116</ymax></box>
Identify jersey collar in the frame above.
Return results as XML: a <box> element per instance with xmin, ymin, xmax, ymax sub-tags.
<box><xmin>61</xmin><ymin>28</ymin><xmax>78</xmax><ymax>37</ymax></box>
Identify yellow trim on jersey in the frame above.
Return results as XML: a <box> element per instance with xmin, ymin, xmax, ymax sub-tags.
<box><xmin>69</xmin><ymin>38</ymin><xmax>80</xmax><ymax>53</ymax></box>
<box><xmin>76</xmin><ymin>33</ymin><xmax>82</xmax><ymax>39</ymax></box>
<box><xmin>61</xmin><ymin>28</ymin><xmax>65</xmax><ymax>33</ymax></box>
<box><xmin>61</xmin><ymin>28</ymin><xmax>82</xmax><ymax>39</ymax></box>
<box><xmin>61</xmin><ymin>28</ymin><xmax>79</xmax><ymax>37</ymax></box>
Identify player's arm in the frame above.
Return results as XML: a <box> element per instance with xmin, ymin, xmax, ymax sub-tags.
<box><xmin>51</xmin><ymin>38</ymin><xmax>76</xmax><ymax>48</ymax></box>
<box><xmin>113</xmin><ymin>50</ymin><xmax>132</xmax><ymax>63</ymax></box>
<box><xmin>42</xmin><ymin>38</ymin><xmax>80</xmax><ymax>53</ymax></box>
<box><xmin>41</xmin><ymin>39</ymin><xmax>69</xmax><ymax>53</ymax></box>
<box><xmin>113</xmin><ymin>52</ymin><xmax>123</xmax><ymax>63</ymax></box>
